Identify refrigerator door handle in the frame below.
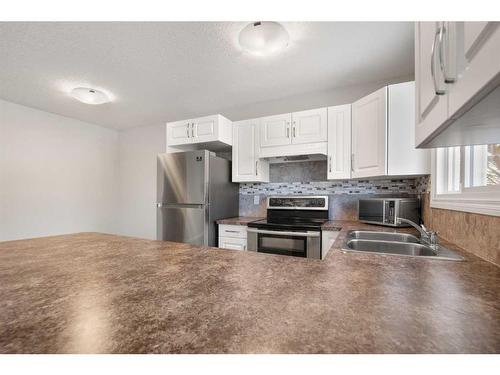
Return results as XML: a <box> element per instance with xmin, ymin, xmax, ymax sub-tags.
<box><xmin>157</xmin><ymin>203</ymin><xmax>205</xmax><ymax>209</ymax></box>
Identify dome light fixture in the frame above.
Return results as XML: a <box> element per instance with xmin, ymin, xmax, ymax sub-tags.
<box><xmin>238</xmin><ymin>21</ymin><xmax>289</xmax><ymax>56</ymax></box>
<box><xmin>70</xmin><ymin>87</ymin><xmax>110</xmax><ymax>105</ymax></box>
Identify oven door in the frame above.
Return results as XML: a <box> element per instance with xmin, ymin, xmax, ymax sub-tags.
<box><xmin>247</xmin><ymin>228</ymin><xmax>321</xmax><ymax>259</ymax></box>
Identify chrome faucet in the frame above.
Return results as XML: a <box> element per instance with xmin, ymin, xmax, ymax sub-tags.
<box><xmin>396</xmin><ymin>217</ymin><xmax>439</xmax><ymax>251</ymax></box>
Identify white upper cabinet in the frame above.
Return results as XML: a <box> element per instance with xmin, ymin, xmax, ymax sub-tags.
<box><xmin>291</xmin><ymin>108</ymin><xmax>327</xmax><ymax>145</ymax></box>
<box><xmin>192</xmin><ymin>116</ymin><xmax>217</xmax><ymax>142</ymax></box>
<box><xmin>387</xmin><ymin>82</ymin><xmax>430</xmax><ymax>176</ymax></box>
<box><xmin>351</xmin><ymin>87</ymin><xmax>387</xmax><ymax>178</ymax></box>
<box><xmin>327</xmin><ymin>104</ymin><xmax>351</xmax><ymax>180</ymax></box>
<box><xmin>351</xmin><ymin>82</ymin><xmax>430</xmax><ymax>179</ymax></box>
<box><xmin>166</xmin><ymin>114</ymin><xmax>232</xmax><ymax>152</ymax></box>
<box><xmin>232</xmin><ymin>119</ymin><xmax>269</xmax><ymax>183</ymax></box>
<box><xmin>415</xmin><ymin>21</ymin><xmax>500</xmax><ymax>148</ymax></box>
<box><xmin>448</xmin><ymin>22</ymin><xmax>500</xmax><ymax>115</ymax></box>
<box><xmin>260</xmin><ymin>109</ymin><xmax>327</xmax><ymax>148</ymax></box>
<box><xmin>259</xmin><ymin>108</ymin><xmax>328</xmax><ymax>158</ymax></box>
<box><xmin>415</xmin><ymin>22</ymin><xmax>449</xmax><ymax>147</ymax></box>
<box><xmin>260</xmin><ymin>113</ymin><xmax>292</xmax><ymax>147</ymax></box>
<box><xmin>167</xmin><ymin>119</ymin><xmax>192</xmax><ymax>146</ymax></box>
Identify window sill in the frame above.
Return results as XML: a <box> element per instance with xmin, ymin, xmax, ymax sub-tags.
<box><xmin>430</xmin><ymin>195</ymin><xmax>500</xmax><ymax>216</ymax></box>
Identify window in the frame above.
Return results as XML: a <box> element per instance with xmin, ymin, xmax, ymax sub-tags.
<box><xmin>432</xmin><ymin>144</ymin><xmax>500</xmax><ymax>216</ymax></box>
<box><xmin>464</xmin><ymin>144</ymin><xmax>500</xmax><ymax>189</ymax></box>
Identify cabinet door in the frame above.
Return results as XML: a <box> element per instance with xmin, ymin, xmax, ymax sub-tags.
<box><xmin>260</xmin><ymin>113</ymin><xmax>292</xmax><ymax>147</ymax></box>
<box><xmin>232</xmin><ymin>120</ymin><xmax>269</xmax><ymax>182</ymax></box>
<box><xmin>291</xmin><ymin>108</ymin><xmax>327</xmax><ymax>144</ymax></box>
<box><xmin>192</xmin><ymin>115</ymin><xmax>217</xmax><ymax>143</ymax></box>
<box><xmin>219</xmin><ymin>236</ymin><xmax>247</xmax><ymax>251</ymax></box>
<box><xmin>232</xmin><ymin>120</ymin><xmax>258</xmax><ymax>182</ymax></box>
<box><xmin>387</xmin><ymin>82</ymin><xmax>431</xmax><ymax>175</ymax></box>
<box><xmin>351</xmin><ymin>87</ymin><xmax>387</xmax><ymax>178</ymax></box>
<box><xmin>166</xmin><ymin>120</ymin><xmax>192</xmax><ymax>146</ymax></box>
<box><xmin>415</xmin><ymin>22</ymin><xmax>449</xmax><ymax>147</ymax></box>
<box><xmin>327</xmin><ymin>105</ymin><xmax>351</xmax><ymax>180</ymax></box>
<box><xmin>448</xmin><ymin>22</ymin><xmax>500</xmax><ymax>116</ymax></box>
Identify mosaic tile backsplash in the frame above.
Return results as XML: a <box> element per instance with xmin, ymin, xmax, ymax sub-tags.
<box><xmin>238</xmin><ymin>161</ymin><xmax>430</xmax><ymax>219</ymax></box>
<box><xmin>240</xmin><ymin>178</ymin><xmax>426</xmax><ymax>196</ymax></box>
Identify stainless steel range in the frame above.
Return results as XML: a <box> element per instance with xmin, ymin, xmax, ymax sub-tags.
<box><xmin>247</xmin><ymin>196</ymin><xmax>329</xmax><ymax>259</ymax></box>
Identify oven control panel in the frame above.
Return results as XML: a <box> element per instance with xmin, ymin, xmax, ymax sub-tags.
<box><xmin>268</xmin><ymin>196</ymin><xmax>328</xmax><ymax>210</ymax></box>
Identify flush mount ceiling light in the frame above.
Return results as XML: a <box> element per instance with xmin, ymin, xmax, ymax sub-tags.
<box><xmin>70</xmin><ymin>87</ymin><xmax>110</xmax><ymax>105</ymax></box>
<box><xmin>238</xmin><ymin>21</ymin><xmax>289</xmax><ymax>56</ymax></box>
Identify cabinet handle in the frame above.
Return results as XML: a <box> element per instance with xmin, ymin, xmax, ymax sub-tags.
<box><xmin>439</xmin><ymin>22</ymin><xmax>455</xmax><ymax>83</ymax></box>
<box><xmin>431</xmin><ymin>25</ymin><xmax>446</xmax><ymax>95</ymax></box>
<box><xmin>351</xmin><ymin>153</ymin><xmax>355</xmax><ymax>172</ymax></box>
<box><xmin>329</xmin><ymin>156</ymin><xmax>332</xmax><ymax>173</ymax></box>
<box><xmin>255</xmin><ymin>160</ymin><xmax>258</xmax><ymax>176</ymax></box>
<box><xmin>187</xmin><ymin>124</ymin><xmax>190</xmax><ymax>137</ymax></box>
<box><xmin>293</xmin><ymin>123</ymin><xmax>296</xmax><ymax>138</ymax></box>
<box><xmin>286</xmin><ymin>125</ymin><xmax>290</xmax><ymax>138</ymax></box>
<box><xmin>191</xmin><ymin>123</ymin><xmax>195</xmax><ymax>138</ymax></box>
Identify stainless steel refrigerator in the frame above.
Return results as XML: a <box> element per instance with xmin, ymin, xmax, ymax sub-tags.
<box><xmin>156</xmin><ymin>150</ymin><xmax>239</xmax><ymax>246</ymax></box>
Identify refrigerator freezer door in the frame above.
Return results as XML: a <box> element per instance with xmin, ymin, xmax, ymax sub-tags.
<box><xmin>157</xmin><ymin>204</ymin><xmax>207</xmax><ymax>245</ymax></box>
<box><xmin>207</xmin><ymin>154</ymin><xmax>239</xmax><ymax>246</ymax></box>
<box><xmin>157</xmin><ymin>151</ymin><xmax>208</xmax><ymax>204</ymax></box>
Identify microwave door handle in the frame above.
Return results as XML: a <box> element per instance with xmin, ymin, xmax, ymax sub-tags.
<box><xmin>382</xmin><ymin>200</ymin><xmax>387</xmax><ymax>223</ymax></box>
<box><xmin>246</xmin><ymin>228</ymin><xmax>320</xmax><ymax>237</ymax></box>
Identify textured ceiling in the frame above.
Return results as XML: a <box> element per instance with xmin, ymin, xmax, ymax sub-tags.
<box><xmin>0</xmin><ymin>22</ymin><xmax>414</xmax><ymax>129</ymax></box>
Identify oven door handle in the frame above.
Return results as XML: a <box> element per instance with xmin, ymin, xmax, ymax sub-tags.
<box><xmin>246</xmin><ymin>228</ymin><xmax>320</xmax><ymax>237</ymax></box>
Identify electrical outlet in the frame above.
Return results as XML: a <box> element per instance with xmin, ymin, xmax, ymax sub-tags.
<box><xmin>253</xmin><ymin>195</ymin><xmax>260</xmax><ymax>205</ymax></box>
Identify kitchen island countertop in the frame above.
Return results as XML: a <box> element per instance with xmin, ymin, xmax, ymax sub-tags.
<box><xmin>1</xmin><ymin>225</ymin><xmax>499</xmax><ymax>353</ymax></box>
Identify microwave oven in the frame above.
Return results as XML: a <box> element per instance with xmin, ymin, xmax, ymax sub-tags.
<box><xmin>358</xmin><ymin>198</ymin><xmax>420</xmax><ymax>227</ymax></box>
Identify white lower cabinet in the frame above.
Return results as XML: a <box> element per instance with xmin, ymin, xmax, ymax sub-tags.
<box><xmin>219</xmin><ymin>237</ymin><xmax>247</xmax><ymax>251</ymax></box>
<box><xmin>218</xmin><ymin>224</ymin><xmax>247</xmax><ymax>251</ymax></box>
<box><xmin>321</xmin><ymin>230</ymin><xmax>339</xmax><ymax>260</ymax></box>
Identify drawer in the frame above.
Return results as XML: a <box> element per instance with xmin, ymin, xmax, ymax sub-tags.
<box><xmin>219</xmin><ymin>236</ymin><xmax>247</xmax><ymax>251</ymax></box>
<box><xmin>218</xmin><ymin>224</ymin><xmax>247</xmax><ymax>239</ymax></box>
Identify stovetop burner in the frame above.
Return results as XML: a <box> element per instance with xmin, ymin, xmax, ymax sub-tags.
<box><xmin>248</xmin><ymin>218</ymin><xmax>328</xmax><ymax>231</ymax></box>
<box><xmin>248</xmin><ymin>196</ymin><xmax>329</xmax><ymax>232</ymax></box>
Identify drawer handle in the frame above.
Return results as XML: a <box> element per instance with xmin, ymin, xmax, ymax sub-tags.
<box><xmin>225</xmin><ymin>230</ymin><xmax>240</xmax><ymax>233</ymax></box>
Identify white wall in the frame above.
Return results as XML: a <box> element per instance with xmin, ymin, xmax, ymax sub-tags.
<box><xmin>222</xmin><ymin>76</ymin><xmax>413</xmax><ymax>121</ymax></box>
<box><xmin>0</xmin><ymin>99</ymin><xmax>118</xmax><ymax>241</ymax></box>
<box><xmin>115</xmin><ymin>124</ymin><xmax>165</xmax><ymax>240</ymax></box>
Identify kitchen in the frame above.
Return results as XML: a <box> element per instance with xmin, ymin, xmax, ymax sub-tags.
<box><xmin>0</xmin><ymin>2</ymin><xmax>499</xmax><ymax>372</ymax></box>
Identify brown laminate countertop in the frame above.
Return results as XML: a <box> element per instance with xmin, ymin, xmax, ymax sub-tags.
<box><xmin>1</xmin><ymin>224</ymin><xmax>499</xmax><ymax>353</ymax></box>
<box><xmin>216</xmin><ymin>216</ymin><xmax>263</xmax><ymax>225</ymax></box>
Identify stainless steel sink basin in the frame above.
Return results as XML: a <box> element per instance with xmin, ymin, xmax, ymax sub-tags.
<box><xmin>346</xmin><ymin>230</ymin><xmax>419</xmax><ymax>243</ymax></box>
<box><xmin>342</xmin><ymin>230</ymin><xmax>464</xmax><ymax>261</ymax></box>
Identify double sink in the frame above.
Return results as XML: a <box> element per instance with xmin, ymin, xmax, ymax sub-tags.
<box><xmin>342</xmin><ymin>230</ymin><xmax>464</xmax><ymax>261</ymax></box>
